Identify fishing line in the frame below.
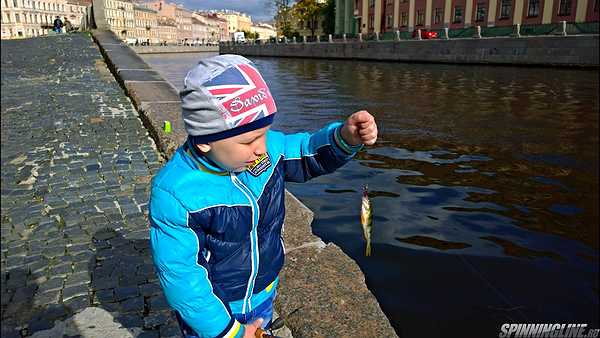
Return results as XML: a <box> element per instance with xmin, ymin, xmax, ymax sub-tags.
<box><xmin>457</xmin><ymin>253</ymin><xmax>530</xmax><ymax>323</ymax></box>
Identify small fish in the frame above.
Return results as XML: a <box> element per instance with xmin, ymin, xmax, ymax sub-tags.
<box><xmin>360</xmin><ymin>185</ymin><xmax>373</xmax><ymax>256</ymax></box>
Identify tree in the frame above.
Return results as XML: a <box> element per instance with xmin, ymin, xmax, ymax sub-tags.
<box><xmin>267</xmin><ymin>0</ymin><xmax>295</xmax><ymax>38</ymax></box>
<box><xmin>293</xmin><ymin>0</ymin><xmax>325</xmax><ymax>38</ymax></box>
<box><xmin>242</xmin><ymin>30</ymin><xmax>259</xmax><ymax>40</ymax></box>
<box><xmin>321</xmin><ymin>0</ymin><xmax>335</xmax><ymax>35</ymax></box>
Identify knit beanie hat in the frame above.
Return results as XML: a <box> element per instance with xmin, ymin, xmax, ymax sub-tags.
<box><xmin>181</xmin><ymin>54</ymin><xmax>277</xmax><ymax>144</ymax></box>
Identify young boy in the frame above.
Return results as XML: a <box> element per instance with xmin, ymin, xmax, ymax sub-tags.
<box><xmin>149</xmin><ymin>55</ymin><xmax>378</xmax><ymax>338</ymax></box>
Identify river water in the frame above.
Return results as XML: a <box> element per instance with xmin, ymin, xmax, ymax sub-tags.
<box><xmin>141</xmin><ymin>52</ymin><xmax>599</xmax><ymax>338</ymax></box>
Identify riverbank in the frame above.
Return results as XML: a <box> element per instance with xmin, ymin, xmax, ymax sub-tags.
<box><xmin>92</xmin><ymin>30</ymin><xmax>398</xmax><ymax>337</ymax></box>
<box><xmin>220</xmin><ymin>35</ymin><xmax>599</xmax><ymax>67</ymax></box>
<box><xmin>131</xmin><ymin>45</ymin><xmax>218</xmax><ymax>54</ymax></box>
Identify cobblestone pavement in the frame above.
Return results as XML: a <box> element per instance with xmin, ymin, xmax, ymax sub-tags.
<box><xmin>1</xmin><ymin>34</ymin><xmax>179</xmax><ymax>337</ymax></box>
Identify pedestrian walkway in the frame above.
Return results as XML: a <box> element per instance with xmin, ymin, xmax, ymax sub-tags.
<box><xmin>1</xmin><ymin>34</ymin><xmax>179</xmax><ymax>337</ymax></box>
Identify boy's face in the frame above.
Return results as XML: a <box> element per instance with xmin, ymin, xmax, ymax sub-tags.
<box><xmin>197</xmin><ymin>126</ymin><xmax>269</xmax><ymax>172</ymax></box>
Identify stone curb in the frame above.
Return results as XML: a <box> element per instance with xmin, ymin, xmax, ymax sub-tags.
<box><xmin>90</xmin><ymin>29</ymin><xmax>397</xmax><ymax>338</ymax></box>
<box><xmin>220</xmin><ymin>35</ymin><xmax>600</xmax><ymax>68</ymax></box>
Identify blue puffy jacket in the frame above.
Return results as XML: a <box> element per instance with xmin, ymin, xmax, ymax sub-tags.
<box><xmin>149</xmin><ymin>122</ymin><xmax>361</xmax><ymax>337</ymax></box>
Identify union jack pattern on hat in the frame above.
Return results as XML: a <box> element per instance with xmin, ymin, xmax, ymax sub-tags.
<box><xmin>181</xmin><ymin>54</ymin><xmax>277</xmax><ymax>144</ymax></box>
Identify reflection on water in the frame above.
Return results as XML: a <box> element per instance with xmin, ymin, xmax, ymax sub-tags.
<box><xmin>141</xmin><ymin>53</ymin><xmax>599</xmax><ymax>337</ymax></box>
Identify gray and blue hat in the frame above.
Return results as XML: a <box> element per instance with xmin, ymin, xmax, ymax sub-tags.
<box><xmin>181</xmin><ymin>54</ymin><xmax>277</xmax><ymax>144</ymax></box>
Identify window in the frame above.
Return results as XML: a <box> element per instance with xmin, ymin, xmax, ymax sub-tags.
<box><xmin>434</xmin><ymin>7</ymin><xmax>443</xmax><ymax>24</ymax></box>
<box><xmin>15</xmin><ymin>13</ymin><xmax>20</xmax><ymax>22</ymax></box>
<box><xmin>401</xmin><ymin>11</ymin><xmax>408</xmax><ymax>26</ymax></box>
<box><xmin>453</xmin><ymin>5</ymin><xmax>463</xmax><ymax>23</ymax></box>
<box><xmin>386</xmin><ymin>14</ymin><xmax>393</xmax><ymax>28</ymax></box>
<box><xmin>527</xmin><ymin>0</ymin><xmax>539</xmax><ymax>16</ymax></box>
<box><xmin>368</xmin><ymin>13</ymin><xmax>374</xmax><ymax>29</ymax></box>
<box><xmin>558</xmin><ymin>0</ymin><xmax>571</xmax><ymax>15</ymax></box>
<box><xmin>13</xmin><ymin>0</ymin><xmax>17</xmax><ymax>7</ymax></box>
<box><xmin>476</xmin><ymin>2</ymin><xmax>486</xmax><ymax>21</ymax></box>
<box><xmin>416</xmin><ymin>10</ymin><xmax>424</xmax><ymax>26</ymax></box>
<box><xmin>500</xmin><ymin>0</ymin><xmax>512</xmax><ymax>18</ymax></box>
<box><xmin>369</xmin><ymin>0</ymin><xmax>375</xmax><ymax>7</ymax></box>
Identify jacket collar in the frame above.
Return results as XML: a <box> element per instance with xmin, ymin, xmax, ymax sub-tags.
<box><xmin>183</xmin><ymin>140</ymin><xmax>229</xmax><ymax>175</ymax></box>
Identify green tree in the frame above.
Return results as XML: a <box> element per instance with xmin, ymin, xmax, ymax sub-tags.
<box><xmin>321</xmin><ymin>0</ymin><xmax>335</xmax><ymax>35</ymax></box>
<box><xmin>268</xmin><ymin>0</ymin><xmax>295</xmax><ymax>38</ymax></box>
<box><xmin>242</xmin><ymin>30</ymin><xmax>259</xmax><ymax>40</ymax></box>
<box><xmin>293</xmin><ymin>0</ymin><xmax>325</xmax><ymax>38</ymax></box>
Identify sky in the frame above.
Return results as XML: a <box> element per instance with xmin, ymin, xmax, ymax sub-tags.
<box><xmin>178</xmin><ymin>0</ymin><xmax>276</xmax><ymax>23</ymax></box>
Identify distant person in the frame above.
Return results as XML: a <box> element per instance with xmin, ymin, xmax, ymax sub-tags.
<box><xmin>149</xmin><ymin>54</ymin><xmax>378</xmax><ymax>337</ymax></box>
<box><xmin>135</xmin><ymin>38</ymin><xmax>139</xmax><ymax>46</ymax></box>
<box><xmin>53</xmin><ymin>16</ymin><xmax>63</xmax><ymax>33</ymax></box>
<box><xmin>147</xmin><ymin>38</ymin><xmax>150</xmax><ymax>46</ymax></box>
<box><xmin>64</xmin><ymin>17</ymin><xmax>71</xmax><ymax>32</ymax></box>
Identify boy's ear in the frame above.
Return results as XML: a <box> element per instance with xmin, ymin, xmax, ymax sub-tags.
<box><xmin>196</xmin><ymin>144</ymin><xmax>211</xmax><ymax>153</ymax></box>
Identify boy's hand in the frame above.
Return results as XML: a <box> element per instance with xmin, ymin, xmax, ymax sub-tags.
<box><xmin>341</xmin><ymin>110</ymin><xmax>378</xmax><ymax>146</ymax></box>
<box><xmin>243</xmin><ymin>318</ymin><xmax>263</xmax><ymax>338</ymax></box>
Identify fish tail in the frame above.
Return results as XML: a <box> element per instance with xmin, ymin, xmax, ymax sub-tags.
<box><xmin>365</xmin><ymin>241</ymin><xmax>372</xmax><ymax>257</ymax></box>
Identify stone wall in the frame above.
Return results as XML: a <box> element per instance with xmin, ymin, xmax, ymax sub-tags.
<box><xmin>220</xmin><ymin>35</ymin><xmax>600</xmax><ymax>67</ymax></box>
<box><xmin>90</xmin><ymin>29</ymin><xmax>398</xmax><ymax>337</ymax></box>
<box><xmin>131</xmin><ymin>45</ymin><xmax>219</xmax><ymax>54</ymax></box>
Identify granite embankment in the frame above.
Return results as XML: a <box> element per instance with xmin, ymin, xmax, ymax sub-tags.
<box><xmin>220</xmin><ymin>35</ymin><xmax>599</xmax><ymax>67</ymax></box>
<box><xmin>131</xmin><ymin>46</ymin><xmax>219</xmax><ymax>54</ymax></box>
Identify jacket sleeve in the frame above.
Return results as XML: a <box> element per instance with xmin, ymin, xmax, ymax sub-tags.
<box><xmin>275</xmin><ymin>121</ymin><xmax>363</xmax><ymax>182</ymax></box>
<box><xmin>149</xmin><ymin>187</ymin><xmax>244</xmax><ymax>338</ymax></box>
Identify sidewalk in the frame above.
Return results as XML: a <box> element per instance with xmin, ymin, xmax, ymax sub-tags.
<box><xmin>1</xmin><ymin>34</ymin><xmax>176</xmax><ymax>337</ymax></box>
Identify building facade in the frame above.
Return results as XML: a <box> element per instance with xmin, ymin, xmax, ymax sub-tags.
<box><xmin>145</xmin><ymin>1</ymin><xmax>192</xmax><ymax>42</ymax></box>
<box><xmin>92</xmin><ymin>0</ymin><xmax>134</xmax><ymax>39</ymax></box>
<box><xmin>214</xmin><ymin>10</ymin><xmax>252</xmax><ymax>36</ymax></box>
<box><xmin>133</xmin><ymin>4</ymin><xmax>157</xmax><ymax>43</ymax></box>
<box><xmin>157</xmin><ymin>18</ymin><xmax>175</xmax><ymax>43</ymax></box>
<box><xmin>338</xmin><ymin>0</ymin><xmax>598</xmax><ymax>33</ymax></box>
<box><xmin>193</xmin><ymin>12</ymin><xmax>228</xmax><ymax>42</ymax></box>
<box><xmin>250</xmin><ymin>22</ymin><xmax>277</xmax><ymax>39</ymax></box>
<box><xmin>1</xmin><ymin>0</ymin><xmax>88</xmax><ymax>39</ymax></box>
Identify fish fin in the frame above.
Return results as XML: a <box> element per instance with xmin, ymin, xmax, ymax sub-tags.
<box><xmin>365</xmin><ymin>241</ymin><xmax>371</xmax><ymax>257</ymax></box>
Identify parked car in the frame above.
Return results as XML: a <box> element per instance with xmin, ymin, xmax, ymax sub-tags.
<box><xmin>412</xmin><ymin>29</ymin><xmax>438</xmax><ymax>39</ymax></box>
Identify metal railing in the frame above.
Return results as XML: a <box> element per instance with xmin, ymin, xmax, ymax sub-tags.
<box><xmin>220</xmin><ymin>21</ymin><xmax>598</xmax><ymax>47</ymax></box>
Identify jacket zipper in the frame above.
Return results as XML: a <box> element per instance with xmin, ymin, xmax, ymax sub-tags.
<box><xmin>230</xmin><ymin>174</ymin><xmax>260</xmax><ymax>314</ymax></box>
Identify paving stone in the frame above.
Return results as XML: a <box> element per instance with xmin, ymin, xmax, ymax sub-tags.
<box><xmin>114</xmin><ymin>286</ymin><xmax>139</xmax><ymax>302</ymax></box>
<box><xmin>50</xmin><ymin>263</ymin><xmax>73</xmax><ymax>277</ymax></box>
<box><xmin>159</xmin><ymin>322</ymin><xmax>181</xmax><ymax>338</ymax></box>
<box><xmin>136</xmin><ymin>330</ymin><xmax>159</xmax><ymax>338</ymax></box>
<box><xmin>12</xmin><ymin>285</ymin><xmax>37</xmax><ymax>303</ymax></box>
<box><xmin>62</xmin><ymin>284</ymin><xmax>89</xmax><ymax>302</ymax></box>
<box><xmin>64</xmin><ymin>271</ymin><xmax>90</xmax><ymax>288</ymax></box>
<box><xmin>63</xmin><ymin>295</ymin><xmax>90</xmax><ymax>314</ymax></box>
<box><xmin>114</xmin><ymin>312</ymin><xmax>144</xmax><ymax>328</ymax></box>
<box><xmin>93</xmin><ymin>288</ymin><xmax>115</xmax><ymax>303</ymax></box>
<box><xmin>37</xmin><ymin>277</ymin><xmax>64</xmax><ymax>294</ymax></box>
<box><xmin>148</xmin><ymin>294</ymin><xmax>169</xmax><ymax>312</ymax></box>
<box><xmin>139</xmin><ymin>283</ymin><xmax>162</xmax><ymax>297</ymax></box>
<box><xmin>120</xmin><ymin>296</ymin><xmax>144</xmax><ymax>313</ymax></box>
<box><xmin>33</xmin><ymin>289</ymin><xmax>61</xmax><ymax>307</ymax></box>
